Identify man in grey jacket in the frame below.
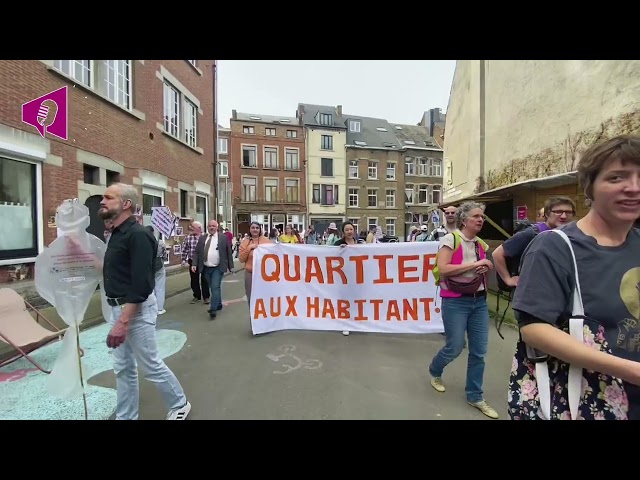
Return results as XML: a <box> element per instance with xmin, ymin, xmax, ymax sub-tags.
<box><xmin>192</xmin><ymin>219</ymin><xmax>234</xmax><ymax>319</ymax></box>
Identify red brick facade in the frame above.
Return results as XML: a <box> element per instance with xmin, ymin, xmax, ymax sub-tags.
<box><xmin>0</xmin><ymin>60</ymin><xmax>216</xmax><ymax>283</ymax></box>
<box><xmin>229</xmin><ymin>111</ymin><xmax>306</xmax><ymax>235</ymax></box>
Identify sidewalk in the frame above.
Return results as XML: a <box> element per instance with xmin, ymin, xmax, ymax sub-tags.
<box><xmin>0</xmin><ymin>259</ymin><xmax>245</xmax><ymax>359</ymax></box>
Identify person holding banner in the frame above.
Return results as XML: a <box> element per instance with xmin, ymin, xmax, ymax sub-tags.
<box><xmin>427</xmin><ymin>201</ymin><xmax>499</xmax><ymax>419</ymax></box>
<box><xmin>239</xmin><ymin>221</ymin><xmax>272</xmax><ymax>308</ymax></box>
<box><xmin>334</xmin><ymin>221</ymin><xmax>364</xmax><ymax>336</ymax></box>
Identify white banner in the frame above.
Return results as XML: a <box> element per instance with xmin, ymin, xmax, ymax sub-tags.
<box><xmin>250</xmin><ymin>242</ymin><xmax>444</xmax><ymax>335</ymax></box>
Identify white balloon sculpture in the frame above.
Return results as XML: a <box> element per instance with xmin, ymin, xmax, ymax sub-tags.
<box><xmin>34</xmin><ymin>199</ymin><xmax>106</xmax><ymax>419</ymax></box>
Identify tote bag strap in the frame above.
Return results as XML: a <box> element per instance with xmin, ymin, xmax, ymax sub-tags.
<box><xmin>536</xmin><ymin>229</ymin><xmax>585</xmax><ymax>420</ymax></box>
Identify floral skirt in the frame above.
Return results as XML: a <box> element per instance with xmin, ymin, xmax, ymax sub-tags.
<box><xmin>507</xmin><ymin>322</ymin><xmax>630</xmax><ymax>420</ymax></box>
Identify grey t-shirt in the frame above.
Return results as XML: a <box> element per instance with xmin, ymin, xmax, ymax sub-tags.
<box><xmin>513</xmin><ymin>221</ymin><xmax>640</xmax><ymax>365</ymax></box>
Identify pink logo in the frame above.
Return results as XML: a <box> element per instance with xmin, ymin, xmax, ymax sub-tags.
<box><xmin>21</xmin><ymin>86</ymin><xmax>68</xmax><ymax>140</ymax></box>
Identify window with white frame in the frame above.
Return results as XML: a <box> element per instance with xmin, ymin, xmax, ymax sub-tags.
<box><xmin>285</xmin><ymin>179</ymin><xmax>299</xmax><ymax>203</ymax></box>
<box><xmin>348</xmin><ymin>188</ymin><xmax>359</xmax><ymax>207</ymax></box>
<box><xmin>405</xmin><ymin>184</ymin><xmax>414</xmax><ymax>204</ymax></box>
<box><xmin>405</xmin><ymin>157</ymin><xmax>414</xmax><ymax>175</ymax></box>
<box><xmin>243</xmin><ymin>126</ymin><xmax>255</xmax><ymax>134</ymax></box>
<box><xmin>418</xmin><ymin>158</ymin><xmax>429</xmax><ymax>176</ymax></box>
<box><xmin>368</xmin><ymin>218</ymin><xmax>378</xmax><ymax>230</ymax></box>
<box><xmin>287</xmin><ymin>214</ymin><xmax>304</xmax><ymax>233</ymax></box>
<box><xmin>265</xmin><ymin>178</ymin><xmax>278</xmax><ymax>202</ymax></box>
<box><xmin>54</xmin><ymin>60</ymin><xmax>91</xmax><ymax>87</ymax></box>
<box><xmin>318</xmin><ymin>113</ymin><xmax>332</xmax><ymax>125</ymax></box>
<box><xmin>184</xmin><ymin>99</ymin><xmax>197</xmax><ymax>148</ymax></box>
<box><xmin>105</xmin><ymin>60</ymin><xmax>131</xmax><ymax>109</ymax></box>
<box><xmin>0</xmin><ymin>157</ymin><xmax>40</xmax><ymax>261</ymax></box>
<box><xmin>385</xmin><ymin>218</ymin><xmax>396</xmax><ymax>237</ymax></box>
<box><xmin>430</xmin><ymin>158</ymin><xmax>442</xmax><ymax>176</ymax></box>
<box><xmin>265</xmin><ymin>127</ymin><xmax>276</xmax><ymax>136</ymax></box>
<box><xmin>242</xmin><ymin>146</ymin><xmax>257</xmax><ymax>167</ymax></box>
<box><xmin>142</xmin><ymin>186</ymin><xmax>163</xmax><ymax>230</ymax></box>
<box><xmin>368</xmin><ymin>161</ymin><xmax>377</xmax><ymax>179</ymax></box>
<box><xmin>195</xmin><ymin>194</ymin><xmax>208</xmax><ymax>226</ymax></box>
<box><xmin>285</xmin><ymin>148</ymin><xmax>299</xmax><ymax>169</ymax></box>
<box><xmin>264</xmin><ymin>147</ymin><xmax>278</xmax><ymax>169</ymax></box>
<box><xmin>53</xmin><ymin>60</ymin><xmax>135</xmax><ymax>109</ymax></box>
<box><xmin>418</xmin><ymin>184</ymin><xmax>429</xmax><ymax>203</ymax></box>
<box><xmin>348</xmin><ymin>218</ymin><xmax>359</xmax><ymax>232</ymax></box>
<box><xmin>321</xmin><ymin>135</ymin><xmax>333</xmax><ymax>150</ymax></box>
<box><xmin>242</xmin><ymin>177</ymin><xmax>256</xmax><ymax>201</ymax></box>
<box><xmin>349</xmin><ymin>120</ymin><xmax>361</xmax><ymax>132</ymax></box>
<box><xmin>385</xmin><ymin>189</ymin><xmax>395</xmax><ymax>208</ymax></box>
<box><xmin>286</xmin><ymin>130</ymin><xmax>297</xmax><ymax>138</ymax></box>
<box><xmin>386</xmin><ymin>163</ymin><xmax>396</xmax><ymax>180</ymax></box>
<box><xmin>367</xmin><ymin>189</ymin><xmax>377</xmax><ymax>207</ymax></box>
<box><xmin>218</xmin><ymin>161</ymin><xmax>228</xmax><ymax>177</ymax></box>
<box><xmin>430</xmin><ymin>185</ymin><xmax>442</xmax><ymax>204</ymax></box>
<box><xmin>218</xmin><ymin>137</ymin><xmax>228</xmax><ymax>154</ymax></box>
<box><xmin>163</xmin><ymin>82</ymin><xmax>180</xmax><ymax>138</ymax></box>
<box><xmin>349</xmin><ymin>160</ymin><xmax>358</xmax><ymax>178</ymax></box>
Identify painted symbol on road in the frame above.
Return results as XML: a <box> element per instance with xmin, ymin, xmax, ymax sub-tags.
<box><xmin>222</xmin><ymin>296</ymin><xmax>247</xmax><ymax>307</ymax></box>
<box><xmin>266</xmin><ymin>345</ymin><xmax>322</xmax><ymax>375</ymax></box>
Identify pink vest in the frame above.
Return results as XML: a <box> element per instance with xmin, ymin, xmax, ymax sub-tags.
<box><xmin>440</xmin><ymin>233</ymin><xmax>487</xmax><ymax>298</ymax></box>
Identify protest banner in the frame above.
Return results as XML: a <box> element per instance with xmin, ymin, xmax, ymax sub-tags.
<box><xmin>249</xmin><ymin>242</ymin><xmax>444</xmax><ymax>335</ymax></box>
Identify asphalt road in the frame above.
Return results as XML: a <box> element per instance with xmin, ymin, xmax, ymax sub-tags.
<box><xmin>89</xmin><ymin>273</ymin><xmax>519</xmax><ymax>420</ymax></box>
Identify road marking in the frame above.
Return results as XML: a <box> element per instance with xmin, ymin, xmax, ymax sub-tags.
<box><xmin>266</xmin><ymin>344</ymin><xmax>323</xmax><ymax>375</ymax></box>
<box><xmin>222</xmin><ymin>296</ymin><xmax>247</xmax><ymax>307</ymax></box>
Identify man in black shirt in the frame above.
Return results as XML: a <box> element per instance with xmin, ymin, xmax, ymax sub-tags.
<box><xmin>98</xmin><ymin>182</ymin><xmax>191</xmax><ymax>420</ymax></box>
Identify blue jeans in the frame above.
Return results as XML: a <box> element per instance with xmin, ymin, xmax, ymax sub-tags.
<box><xmin>203</xmin><ymin>265</ymin><xmax>224</xmax><ymax>311</ymax></box>
<box><xmin>109</xmin><ymin>293</ymin><xmax>187</xmax><ymax>420</ymax></box>
<box><xmin>154</xmin><ymin>268</ymin><xmax>166</xmax><ymax>311</ymax></box>
<box><xmin>429</xmin><ymin>295</ymin><xmax>489</xmax><ymax>403</ymax></box>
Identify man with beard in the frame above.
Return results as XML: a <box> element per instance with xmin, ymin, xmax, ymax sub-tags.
<box><xmin>99</xmin><ymin>182</ymin><xmax>191</xmax><ymax>420</ymax></box>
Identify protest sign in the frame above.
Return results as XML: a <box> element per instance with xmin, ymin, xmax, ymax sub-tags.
<box><xmin>250</xmin><ymin>242</ymin><xmax>444</xmax><ymax>335</ymax></box>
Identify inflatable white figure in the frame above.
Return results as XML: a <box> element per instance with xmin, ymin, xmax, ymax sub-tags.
<box><xmin>34</xmin><ymin>199</ymin><xmax>106</xmax><ymax>413</ymax></box>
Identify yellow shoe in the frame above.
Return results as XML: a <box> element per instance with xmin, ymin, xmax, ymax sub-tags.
<box><xmin>468</xmin><ymin>400</ymin><xmax>499</xmax><ymax>419</ymax></box>
<box><xmin>430</xmin><ymin>377</ymin><xmax>445</xmax><ymax>393</ymax></box>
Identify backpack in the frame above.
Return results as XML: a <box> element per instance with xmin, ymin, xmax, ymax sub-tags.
<box><xmin>432</xmin><ymin>231</ymin><xmax>488</xmax><ymax>285</ymax></box>
<box><xmin>496</xmin><ymin>222</ymin><xmax>545</xmax><ymax>293</ymax></box>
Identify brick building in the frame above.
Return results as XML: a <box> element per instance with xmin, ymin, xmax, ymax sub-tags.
<box><xmin>229</xmin><ymin>110</ymin><xmax>306</xmax><ymax>235</ymax></box>
<box><xmin>343</xmin><ymin>114</ymin><xmax>404</xmax><ymax>239</ymax></box>
<box><xmin>0</xmin><ymin>60</ymin><xmax>216</xmax><ymax>283</ymax></box>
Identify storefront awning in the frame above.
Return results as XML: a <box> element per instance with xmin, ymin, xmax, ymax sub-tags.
<box><xmin>440</xmin><ymin>171</ymin><xmax>578</xmax><ymax>207</ymax></box>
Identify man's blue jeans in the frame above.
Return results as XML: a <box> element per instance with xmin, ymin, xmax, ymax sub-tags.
<box><xmin>203</xmin><ymin>265</ymin><xmax>224</xmax><ymax>311</ymax></box>
<box><xmin>428</xmin><ymin>295</ymin><xmax>489</xmax><ymax>403</ymax></box>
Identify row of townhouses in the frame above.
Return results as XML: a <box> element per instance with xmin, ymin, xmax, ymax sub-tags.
<box><xmin>216</xmin><ymin>104</ymin><xmax>446</xmax><ymax>239</ymax></box>
<box><xmin>0</xmin><ymin>60</ymin><xmax>217</xmax><ymax>283</ymax></box>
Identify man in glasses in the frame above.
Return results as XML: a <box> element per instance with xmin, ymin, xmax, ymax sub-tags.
<box><xmin>493</xmin><ymin>196</ymin><xmax>576</xmax><ymax>290</ymax></box>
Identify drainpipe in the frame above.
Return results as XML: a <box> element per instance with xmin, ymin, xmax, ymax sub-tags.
<box><xmin>212</xmin><ymin>60</ymin><xmax>219</xmax><ymax>225</ymax></box>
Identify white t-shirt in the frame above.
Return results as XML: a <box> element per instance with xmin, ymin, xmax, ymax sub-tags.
<box><xmin>439</xmin><ymin>230</ymin><xmax>485</xmax><ymax>291</ymax></box>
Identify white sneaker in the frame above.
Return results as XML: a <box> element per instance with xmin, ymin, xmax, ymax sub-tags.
<box><xmin>167</xmin><ymin>401</ymin><xmax>191</xmax><ymax>420</ymax></box>
<box><xmin>158</xmin><ymin>309</ymin><xmax>166</xmax><ymax>315</ymax></box>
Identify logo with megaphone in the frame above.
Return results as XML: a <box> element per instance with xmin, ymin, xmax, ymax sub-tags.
<box><xmin>22</xmin><ymin>86</ymin><xmax>68</xmax><ymax>140</ymax></box>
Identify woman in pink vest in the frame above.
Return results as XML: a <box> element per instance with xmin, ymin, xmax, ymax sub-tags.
<box><xmin>428</xmin><ymin>201</ymin><xmax>499</xmax><ymax>419</ymax></box>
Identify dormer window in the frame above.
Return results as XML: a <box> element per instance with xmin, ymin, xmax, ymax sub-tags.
<box><xmin>318</xmin><ymin>113</ymin><xmax>332</xmax><ymax>125</ymax></box>
<box><xmin>349</xmin><ymin>120</ymin><xmax>361</xmax><ymax>132</ymax></box>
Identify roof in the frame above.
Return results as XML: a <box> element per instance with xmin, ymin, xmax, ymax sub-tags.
<box><xmin>342</xmin><ymin>114</ymin><xmax>402</xmax><ymax>149</ymax></box>
<box><xmin>392</xmin><ymin>123</ymin><xmax>441</xmax><ymax>150</ymax></box>
<box><xmin>297</xmin><ymin>103</ymin><xmax>346</xmax><ymax>129</ymax></box>
<box><xmin>232</xmin><ymin>111</ymin><xmax>299</xmax><ymax>126</ymax></box>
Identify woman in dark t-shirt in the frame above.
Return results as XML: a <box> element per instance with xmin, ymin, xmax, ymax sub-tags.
<box><xmin>509</xmin><ymin>135</ymin><xmax>640</xmax><ymax>420</ymax></box>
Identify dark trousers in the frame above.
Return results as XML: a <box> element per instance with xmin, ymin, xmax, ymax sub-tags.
<box><xmin>188</xmin><ymin>258</ymin><xmax>209</xmax><ymax>300</ymax></box>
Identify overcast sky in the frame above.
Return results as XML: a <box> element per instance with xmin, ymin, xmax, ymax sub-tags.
<box><xmin>216</xmin><ymin>60</ymin><xmax>456</xmax><ymax>128</ymax></box>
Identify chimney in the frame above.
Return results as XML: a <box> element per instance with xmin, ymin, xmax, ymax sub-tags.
<box><xmin>336</xmin><ymin>105</ymin><xmax>342</xmax><ymax>116</ymax></box>
<box><xmin>232</xmin><ymin>109</ymin><xmax>237</xmax><ymax>119</ymax></box>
